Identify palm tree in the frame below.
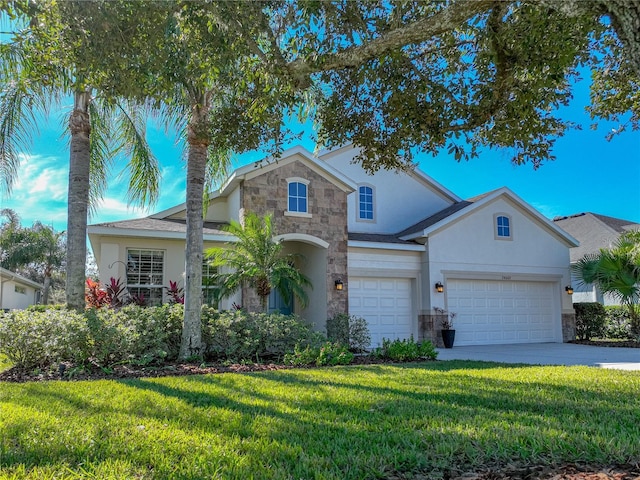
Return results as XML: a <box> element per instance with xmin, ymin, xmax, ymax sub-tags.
<box><xmin>0</xmin><ymin>211</ymin><xmax>65</xmax><ymax>304</ymax></box>
<box><xmin>1</xmin><ymin>3</ymin><xmax>161</xmax><ymax>310</ymax></box>
<box><xmin>206</xmin><ymin>212</ymin><xmax>311</xmax><ymax>313</ymax></box>
<box><xmin>572</xmin><ymin>230</ymin><xmax>640</xmax><ymax>337</ymax></box>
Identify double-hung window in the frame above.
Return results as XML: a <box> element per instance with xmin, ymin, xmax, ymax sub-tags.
<box><xmin>202</xmin><ymin>259</ymin><xmax>219</xmax><ymax>307</ymax></box>
<box><xmin>126</xmin><ymin>249</ymin><xmax>164</xmax><ymax>305</ymax></box>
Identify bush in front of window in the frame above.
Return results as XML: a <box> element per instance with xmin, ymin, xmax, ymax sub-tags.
<box><xmin>573</xmin><ymin>302</ymin><xmax>606</xmax><ymax>340</ymax></box>
<box><xmin>201</xmin><ymin>307</ymin><xmax>323</xmax><ymax>362</ymax></box>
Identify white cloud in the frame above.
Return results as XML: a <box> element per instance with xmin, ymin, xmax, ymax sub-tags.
<box><xmin>92</xmin><ymin>197</ymin><xmax>154</xmax><ymax>223</ymax></box>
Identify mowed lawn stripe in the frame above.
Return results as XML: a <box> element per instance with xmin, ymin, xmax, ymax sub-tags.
<box><xmin>1</xmin><ymin>361</ymin><xmax>639</xmax><ymax>479</ymax></box>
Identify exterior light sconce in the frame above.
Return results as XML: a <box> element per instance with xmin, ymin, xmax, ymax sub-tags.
<box><xmin>435</xmin><ymin>282</ymin><xmax>444</xmax><ymax>293</ymax></box>
<box><xmin>565</xmin><ymin>285</ymin><xmax>574</xmax><ymax>295</ymax></box>
<box><xmin>335</xmin><ymin>279</ymin><xmax>344</xmax><ymax>291</ymax></box>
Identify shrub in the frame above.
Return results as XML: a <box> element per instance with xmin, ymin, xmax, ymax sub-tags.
<box><xmin>603</xmin><ymin>306</ymin><xmax>634</xmax><ymax>339</ymax></box>
<box><xmin>326</xmin><ymin>313</ymin><xmax>371</xmax><ymax>352</ymax></box>
<box><xmin>121</xmin><ymin>304</ymin><xmax>184</xmax><ymax>363</ymax></box>
<box><xmin>284</xmin><ymin>344</ymin><xmax>321</xmax><ymax>366</ymax></box>
<box><xmin>317</xmin><ymin>342</ymin><xmax>354</xmax><ymax>366</ymax></box>
<box><xmin>84</xmin><ymin>308</ymin><xmax>133</xmax><ymax>366</ymax></box>
<box><xmin>202</xmin><ymin>308</ymin><xmax>321</xmax><ymax>362</ymax></box>
<box><xmin>0</xmin><ymin>308</ymin><xmax>88</xmax><ymax>369</ymax></box>
<box><xmin>373</xmin><ymin>336</ymin><xmax>437</xmax><ymax>362</ymax></box>
<box><xmin>25</xmin><ymin>304</ymin><xmax>66</xmax><ymax>312</ymax></box>
<box><xmin>284</xmin><ymin>342</ymin><xmax>354</xmax><ymax>366</ymax></box>
<box><xmin>573</xmin><ymin>303</ymin><xmax>606</xmax><ymax>340</ymax></box>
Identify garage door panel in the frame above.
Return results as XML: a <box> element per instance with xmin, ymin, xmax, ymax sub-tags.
<box><xmin>349</xmin><ymin>277</ymin><xmax>413</xmax><ymax>348</ymax></box>
<box><xmin>448</xmin><ymin>279</ymin><xmax>557</xmax><ymax>346</ymax></box>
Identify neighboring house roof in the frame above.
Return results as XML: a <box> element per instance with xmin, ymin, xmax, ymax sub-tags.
<box><xmin>89</xmin><ymin>217</ymin><xmax>231</xmax><ymax>240</ymax></box>
<box><xmin>553</xmin><ymin>212</ymin><xmax>640</xmax><ymax>262</ymax></box>
<box><xmin>0</xmin><ymin>267</ymin><xmax>44</xmax><ymax>290</ymax></box>
<box><xmin>399</xmin><ymin>187</ymin><xmax>579</xmax><ymax>247</ymax></box>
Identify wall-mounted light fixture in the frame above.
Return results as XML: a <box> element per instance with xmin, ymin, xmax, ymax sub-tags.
<box><xmin>335</xmin><ymin>279</ymin><xmax>344</xmax><ymax>291</ymax></box>
<box><xmin>435</xmin><ymin>282</ymin><xmax>444</xmax><ymax>293</ymax></box>
<box><xmin>565</xmin><ymin>285</ymin><xmax>574</xmax><ymax>295</ymax></box>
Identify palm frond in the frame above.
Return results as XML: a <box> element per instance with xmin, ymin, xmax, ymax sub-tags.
<box><xmin>87</xmin><ymin>98</ymin><xmax>113</xmax><ymax>215</ymax></box>
<box><xmin>112</xmin><ymin>99</ymin><xmax>161</xmax><ymax>208</ymax></box>
<box><xmin>202</xmin><ymin>146</ymin><xmax>232</xmax><ymax>216</ymax></box>
<box><xmin>0</xmin><ymin>80</ymin><xmax>48</xmax><ymax>194</ymax></box>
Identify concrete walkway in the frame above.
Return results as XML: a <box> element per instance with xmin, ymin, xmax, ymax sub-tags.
<box><xmin>436</xmin><ymin>343</ymin><xmax>640</xmax><ymax>371</ymax></box>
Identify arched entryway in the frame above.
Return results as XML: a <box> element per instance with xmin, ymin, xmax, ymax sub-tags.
<box><xmin>275</xmin><ymin>233</ymin><xmax>329</xmax><ymax>330</ymax></box>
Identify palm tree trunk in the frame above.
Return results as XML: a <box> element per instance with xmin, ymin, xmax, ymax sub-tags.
<box><xmin>42</xmin><ymin>269</ymin><xmax>52</xmax><ymax>305</ymax></box>
<box><xmin>66</xmin><ymin>89</ymin><xmax>92</xmax><ymax>311</ymax></box>
<box><xmin>179</xmin><ymin>98</ymin><xmax>210</xmax><ymax>360</ymax></box>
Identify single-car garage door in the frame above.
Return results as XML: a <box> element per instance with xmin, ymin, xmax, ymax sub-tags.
<box><xmin>349</xmin><ymin>277</ymin><xmax>413</xmax><ymax>348</ymax></box>
<box><xmin>447</xmin><ymin>279</ymin><xmax>558</xmax><ymax>346</ymax></box>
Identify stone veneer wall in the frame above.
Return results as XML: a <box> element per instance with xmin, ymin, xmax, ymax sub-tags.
<box><xmin>240</xmin><ymin>159</ymin><xmax>349</xmax><ymax>320</ymax></box>
<box><xmin>562</xmin><ymin>312</ymin><xmax>576</xmax><ymax>342</ymax></box>
<box><xmin>419</xmin><ymin>313</ymin><xmax>447</xmax><ymax>348</ymax></box>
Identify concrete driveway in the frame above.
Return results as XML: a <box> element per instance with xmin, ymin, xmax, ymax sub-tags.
<box><xmin>436</xmin><ymin>343</ymin><xmax>640</xmax><ymax>371</ymax></box>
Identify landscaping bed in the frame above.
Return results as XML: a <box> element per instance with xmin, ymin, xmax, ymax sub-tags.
<box><xmin>571</xmin><ymin>339</ymin><xmax>640</xmax><ymax>348</ymax></box>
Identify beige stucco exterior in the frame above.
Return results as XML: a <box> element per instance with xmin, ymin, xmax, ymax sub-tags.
<box><xmin>89</xmin><ymin>145</ymin><xmax>578</xmax><ymax>345</ymax></box>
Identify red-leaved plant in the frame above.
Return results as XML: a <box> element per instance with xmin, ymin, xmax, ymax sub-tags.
<box><xmin>165</xmin><ymin>280</ymin><xmax>184</xmax><ymax>304</ymax></box>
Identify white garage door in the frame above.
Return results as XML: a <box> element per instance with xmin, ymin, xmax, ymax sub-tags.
<box><xmin>447</xmin><ymin>279</ymin><xmax>557</xmax><ymax>346</ymax></box>
<box><xmin>349</xmin><ymin>277</ymin><xmax>413</xmax><ymax>348</ymax></box>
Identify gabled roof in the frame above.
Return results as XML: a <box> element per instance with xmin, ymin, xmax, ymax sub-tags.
<box><xmin>318</xmin><ymin>143</ymin><xmax>462</xmax><ymax>204</ymax></box>
<box><xmin>553</xmin><ymin>212</ymin><xmax>639</xmax><ymax>261</ymax></box>
<box><xmin>0</xmin><ymin>267</ymin><xmax>44</xmax><ymax>290</ymax></box>
<box><xmin>399</xmin><ymin>187</ymin><xmax>579</xmax><ymax>247</ymax></box>
<box><xmin>150</xmin><ymin>146</ymin><xmax>358</xmax><ymax>220</ymax></box>
<box><xmin>554</xmin><ymin>212</ymin><xmax>640</xmax><ymax>234</ymax></box>
<box><xmin>395</xmin><ymin>201</ymin><xmax>474</xmax><ymax>238</ymax></box>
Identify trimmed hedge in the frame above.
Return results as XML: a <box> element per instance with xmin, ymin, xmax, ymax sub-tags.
<box><xmin>573</xmin><ymin>303</ymin><xmax>606</xmax><ymax>340</ymax></box>
<box><xmin>603</xmin><ymin>305</ymin><xmax>635</xmax><ymax>339</ymax></box>
<box><xmin>0</xmin><ymin>305</ymin><xmax>322</xmax><ymax>370</ymax></box>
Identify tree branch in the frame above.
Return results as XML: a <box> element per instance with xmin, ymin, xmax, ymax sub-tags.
<box><xmin>287</xmin><ymin>0</ymin><xmax>495</xmax><ymax>79</ymax></box>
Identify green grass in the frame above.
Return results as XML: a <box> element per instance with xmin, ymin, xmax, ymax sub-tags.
<box><xmin>1</xmin><ymin>362</ymin><xmax>639</xmax><ymax>479</ymax></box>
<box><xmin>0</xmin><ymin>354</ymin><xmax>11</xmax><ymax>372</ymax></box>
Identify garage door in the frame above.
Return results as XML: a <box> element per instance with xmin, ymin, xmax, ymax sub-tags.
<box><xmin>447</xmin><ymin>279</ymin><xmax>557</xmax><ymax>346</ymax></box>
<box><xmin>349</xmin><ymin>277</ymin><xmax>413</xmax><ymax>348</ymax></box>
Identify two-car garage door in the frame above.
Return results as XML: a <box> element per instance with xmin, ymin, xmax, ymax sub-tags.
<box><xmin>447</xmin><ymin>279</ymin><xmax>558</xmax><ymax>346</ymax></box>
<box><xmin>349</xmin><ymin>276</ymin><xmax>559</xmax><ymax>347</ymax></box>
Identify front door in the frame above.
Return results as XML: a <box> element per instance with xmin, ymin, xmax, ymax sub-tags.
<box><xmin>268</xmin><ymin>288</ymin><xmax>293</xmax><ymax>315</ymax></box>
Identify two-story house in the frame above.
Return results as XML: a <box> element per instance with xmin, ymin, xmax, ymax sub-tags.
<box><xmin>88</xmin><ymin>145</ymin><xmax>579</xmax><ymax>347</ymax></box>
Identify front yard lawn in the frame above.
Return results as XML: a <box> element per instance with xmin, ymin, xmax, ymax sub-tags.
<box><xmin>1</xmin><ymin>362</ymin><xmax>639</xmax><ymax>479</ymax></box>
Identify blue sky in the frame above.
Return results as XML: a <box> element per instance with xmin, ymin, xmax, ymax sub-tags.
<box><xmin>1</xmin><ymin>75</ymin><xmax>639</xmax><ymax>236</ymax></box>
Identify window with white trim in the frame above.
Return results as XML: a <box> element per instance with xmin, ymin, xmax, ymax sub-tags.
<box><xmin>495</xmin><ymin>215</ymin><xmax>512</xmax><ymax>239</ymax></box>
<box><xmin>287</xmin><ymin>178</ymin><xmax>309</xmax><ymax>215</ymax></box>
<box><xmin>358</xmin><ymin>185</ymin><xmax>374</xmax><ymax>221</ymax></box>
<box><xmin>202</xmin><ymin>259</ymin><xmax>219</xmax><ymax>307</ymax></box>
<box><xmin>14</xmin><ymin>285</ymin><xmax>26</xmax><ymax>295</ymax></box>
<box><xmin>126</xmin><ymin>249</ymin><xmax>164</xmax><ymax>305</ymax></box>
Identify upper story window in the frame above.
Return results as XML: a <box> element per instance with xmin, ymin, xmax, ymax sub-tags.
<box><xmin>358</xmin><ymin>185</ymin><xmax>375</xmax><ymax>221</ymax></box>
<box><xmin>495</xmin><ymin>214</ymin><xmax>512</xmax><ymax>240</ymax></box>
<box><xmin>286</xmin><ymin>177</ymin><xmax>311</xmax><ymax>217</ymax></box>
